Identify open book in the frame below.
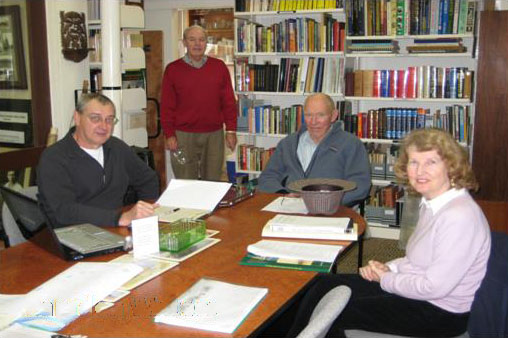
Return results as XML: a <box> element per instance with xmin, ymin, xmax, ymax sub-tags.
<box><xmin>262</xmin><ymin>214</ymin><xmax>357</xmax><ymax>241</ymax></box>
<box><xmin>154</xmin><ymin>278</ymin><xmax>268</xmax><ymax>333</ymax></box>
<box><xmin>155</xmin><ymin>179</ymin><xmax>231</xmax><ymax>222</ymax></box>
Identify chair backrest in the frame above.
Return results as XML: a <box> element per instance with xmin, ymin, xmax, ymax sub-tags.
<box><xmin>296</xmin><ymin>285</ymin><xmax>352</xmax><ymax>338</ymax></box>
<box><xmin>468</xmin><ymin>231</ymin><xmax>508</xmax><ymax>337</ymax></box>
<box><xmin>0</xmin><ymin>186</ymin><xmax>45</xmax><ymax>239</ymax></box>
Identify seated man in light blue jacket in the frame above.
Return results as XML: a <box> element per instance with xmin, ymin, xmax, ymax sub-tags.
<box><xmin>258</xmin><ymin>93</ymin><xmax>371</xmax><ymax>206</ymax></box>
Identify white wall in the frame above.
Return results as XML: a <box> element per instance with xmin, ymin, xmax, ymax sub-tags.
<box><xmin>45</xmin><ymin>0</ymin><xmax>90</xmax><ymax>140</ymax></box>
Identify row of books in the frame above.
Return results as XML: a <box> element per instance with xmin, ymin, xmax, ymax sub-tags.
<box><xmin>346</xmin><ymin>0</ymin><xmax>477</xmax><ymax>37</ymax></box>
<box><xmin>240</xmin><ymin>103</ymin><xmax>305</xmax><ymax>135</ymax></box>
<box><xmin>235</xmin><ymin>0</ymin><xmax>344</xmax><ymax>12</ymax></box>
<box><xmin>235</xmin><ymin>15</ymin><xmax>345</xmax><ymax>53</ymax></box>
<box><xmin>365</xmin><ymin>142</ymin><xmax>399</xmax><ymax>179</ymax></box>
<box><xmin>347</xmin><ymin>39</ymin><xmax>399</xmax><ymax>54</ymax></box>
<box><xmin>237</xmin><ymin>144</ymin><xmax>276</xmax><ymax>171</ymax></box>
<box><xmin>341</xmin><ymin>105</ymin><xmax>472</xmax><ymax>143</ymax></box>
<box><xmin>345</xmin><ymin>67</ymin><xmax>473</xmax><ymax>99</ymax></box>
<box><xmin>367</xmin><ymin>184</ymin><xmax>403</xmax><ymax>209</ymax></box>
<box><xmin>89</xmin><ymin>69</ymin><xmax>146</xmax><ymax>93</ymax></box>
<box><xmin>235</xmin><ymin>56</ymin><xmax>344</xmax><ymax>94</ymax></box>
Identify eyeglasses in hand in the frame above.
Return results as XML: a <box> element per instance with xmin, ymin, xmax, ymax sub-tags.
<box><xmin>171</xmin><ymin>148</ymin><xmax>187</xmax><ymax>165</ymax></box>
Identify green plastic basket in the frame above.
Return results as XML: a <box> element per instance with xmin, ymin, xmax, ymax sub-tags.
<box><xmin>159</xmin><ymin>219</ymin><xmax>206</xmax><ymax>253</ymax></box>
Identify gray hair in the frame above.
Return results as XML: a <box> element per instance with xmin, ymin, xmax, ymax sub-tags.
<box><xmin>183</xmin><ymin>25</ymin><xmax>208</xmax><ymax>40</ymax></box>
<box><xmin>75</xmin><ymin>93</ymin><xmax>116</xmax><ymax>115</ymax></box>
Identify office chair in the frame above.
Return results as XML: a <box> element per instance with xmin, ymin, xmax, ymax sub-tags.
<box><xmin>296</xmin><ymin>285</ymin><xmax>352</xmax><ymax>338</ymax></box>
<box><xmin>0</xmin><ymin>186</ymin><xmax>46</xmax><ymax>241</ymax></box>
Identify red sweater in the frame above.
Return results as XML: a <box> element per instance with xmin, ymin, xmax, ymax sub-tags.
<box><xmin>160</xmin><ymin>57</ymin><xmax>237</xmax><ymax>137</ymax></box>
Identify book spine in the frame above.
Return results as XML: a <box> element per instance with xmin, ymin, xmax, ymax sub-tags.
<box><xmin>396</xmin><ymin>0</ymin><xmax>406</xmax><ymax>35</ymax></box>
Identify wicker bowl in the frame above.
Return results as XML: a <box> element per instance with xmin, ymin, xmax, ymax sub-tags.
<box><xmin>300</xmin><ymin>183</ymin><xmax>345</xmax><ymax>215</ymax></box>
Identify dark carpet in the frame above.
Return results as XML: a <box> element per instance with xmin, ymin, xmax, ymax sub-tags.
<box><xmin>337</xmin><ymin>238</ymin><xmax>406</xmax><ymax>274</ymax></box>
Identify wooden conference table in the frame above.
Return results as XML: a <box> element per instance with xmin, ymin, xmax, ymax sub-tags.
<box><xmin>0</xmin><ymin>193</ymin><xmax>366</xmax><ymax>337</ymax></box>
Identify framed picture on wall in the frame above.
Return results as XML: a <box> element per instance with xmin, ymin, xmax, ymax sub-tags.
<box><xmin>0</xmin><ymin>5</ymin><xmax>27</xmax><ymax>89</ymax></box>
<box><xmin>125</xmin><ymin>0</ymin><xmax>144</xmax><ymax>9</ymax></box>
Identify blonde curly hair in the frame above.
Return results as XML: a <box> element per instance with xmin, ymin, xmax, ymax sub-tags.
<box><xmin>394</xmin><ymin>128</ymin><xmax>478</xmax><ymax>194</ymax></box>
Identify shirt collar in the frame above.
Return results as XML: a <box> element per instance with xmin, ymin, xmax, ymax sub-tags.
<box><xmin>299</xmin><ymin>130</ymin><xmax>318</xmax><ymax>146</ymax></box>
<box><xmin>420</xmin><ymin>188</ymin><xmax>466</xmax><ymax>214</ymax></box>
<box><xmin>183</xmin><ymin>54</ymin><xmax>208</xmax><ymax>68</ymax></box>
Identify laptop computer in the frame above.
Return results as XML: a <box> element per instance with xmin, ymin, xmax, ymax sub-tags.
<box><xmin>0</xmin><ymin>186</ymin><xmax>126</xmax><ymax>261</ymax></box>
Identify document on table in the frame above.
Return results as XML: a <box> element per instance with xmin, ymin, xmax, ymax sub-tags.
<box><xmin>109</xmin><ymin>254</ymin><xmax>179</xmax><ymax>290</ymax></box>
<box><xmin>261</xmin><ymin>196</ymin><xmax>309</xmax><ymax>214</ymax></box>
<box><xmin>0</xmin><ymin>323</ymin><xmax>57</xmax><ymax>338</ymax></box>
<box><xmin>154</xmin><ymin>278</ymin><xmax>268</xmax><ymax>333</ymax></box>
<box><xmin>261</xmin><ymin>214</ymin><xmax>357</xmax><ymax>241</ymax></box>
<box><xmin>0</xmin><ymin>262</ymin><xmax>142</xmax><ymax>331</ymax></box>
<box><xmin>157</xmin><ymin>179</ymin><xmax>231</xmax><ymax>211</ymax></box>
<box><xmin>247</xmin><ymin>240</ymin><xmax>343</xmax><ymax>263</ymax></box>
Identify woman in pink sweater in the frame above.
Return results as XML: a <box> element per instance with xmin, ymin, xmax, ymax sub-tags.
<box><xmin>283</xmin><ymin>129</ymin><xmax>491</xmax><ymax>337</ymax></box>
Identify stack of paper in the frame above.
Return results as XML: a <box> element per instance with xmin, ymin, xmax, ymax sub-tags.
<box><xmin>155</xmin><ymin>278</ymin><xmax>268</xmax><ymax>333</ymax></box>
<box><xmin>241</xmin><ymin>240</ymin><xmax>343</xmax><ymax>272</ymax></box>
<box><xmin>262</xmin><ymin>214</ymin><xmax>357</xmax><ymax>241</ymax></box>
<box><xmin>0</xmin><ymin>262</ymin><xmax>142</xmax><ymax>332</ymax></box>
<box><xmin>155</xmin><ymin>179</ymin><xmax>231</xmax><ymax>222</ymax></box>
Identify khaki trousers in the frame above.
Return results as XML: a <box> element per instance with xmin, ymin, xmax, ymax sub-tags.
<box><xmin>171</xmin><ymin>129</ymin><xmax>224</xmax><ymax>181</ymax></box>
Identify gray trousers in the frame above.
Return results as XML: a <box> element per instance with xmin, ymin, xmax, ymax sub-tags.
<box><xmin>171</xmin><ymin>129</ymin><xmax>225</xmax><ymax>181</ymax></box>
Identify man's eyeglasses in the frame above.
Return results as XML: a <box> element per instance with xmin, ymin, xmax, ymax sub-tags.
<box><xmin>86</xmin><ymin>114</ymin><xmax>119</xmax><ymax>125</ymax></box>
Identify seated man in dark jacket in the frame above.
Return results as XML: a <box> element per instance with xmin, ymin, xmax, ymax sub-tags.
<box><xmin>38</xmin><ymin>93</ymin><xmax>159</xmax><ymax>227</ymax></box>
<box><xmin>258</xmin><ymin>93</ymin><xmax>370</xmax><ymax>206</ymax></box>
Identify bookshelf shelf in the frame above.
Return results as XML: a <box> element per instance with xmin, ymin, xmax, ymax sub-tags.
<box><xmin>367</xmin><ymin>224</ymin><xmax>401</xmax><ymax>240</ymax></box>
<box><xmin>235</xmin><ymin>8</ymin><xmax>344</xmax><ymax>17</ymax></box>
<box><xmin>236</xmin><ymin>169</ymin><xmax>262</xmax><ymax>174</ymax></box>
<box><xmin>236</xmin><ymin>51</ymin><xmax>345</xmax><ymax>57</ymax></box>
<box><xmin>344</xmin><ymin>97</ymin><xmax>471</xmax><ymax>103</ymax></box>
<box><xmin>361</xmin><ymin>138</ymin><xmax>395</xmax><ymax>144</ymax></box>
<box><xmin>347</xmin><ymin>52</ymin><xmax>473</xmax><ymax>58</ymax></box>
<box><xmin>371</xmin><ymin>179</ymin><xmax>395</xmax><ymax>186</ymax></box>
<box><xmin>346</xmin><ymin>33</ymin><xmax>475</xmax><ymax>41</ymax></box>
<box><xmin>237</xmin><ymin>132</ymin><xmax>287</xmax><ymax>138</ymax></box>
<box><xmin>237</xmin><ymin>91</ymin><xmax>343</xmax><ymax>97</ymax></box>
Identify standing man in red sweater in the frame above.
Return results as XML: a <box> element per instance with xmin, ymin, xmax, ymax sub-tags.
<box><xmin>160</xmin><ymin>25</ymin><xmax>237</xmax><ymax>180</ymax></box>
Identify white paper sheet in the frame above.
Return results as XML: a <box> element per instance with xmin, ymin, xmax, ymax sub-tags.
<box><xmin>132</xmin><ymin>215</ymin><xmax>159</xmax><ymax>257</ymax></box>
<box><xmin>247</xmin><ymin>240</ymin><xmax>343</xmax><ymax>263</ymax></box>
<box><xmin>0</xmin><ymin>323</ymin><xmax>55</xmax><ymax>338</ymax></box>
<box><xmin>155</xmin><ymin>278</ymin><xmax>268</xmax><ymax>333</ymax></box>
<box><xmin>0</xmin><ymin>262</ymin><xmax>142</xmax><ymax>331</ymax></box>
<box><xmin>267</xmin><ymin>214</ymin><xmax>352</xmax><ymax>233</ymax></box>
<box><xmin>156</xmin><ymin>179</ymin><xmax>231</xmax><ymax>211</ymax></box>
<box><xmin>261</xmin><ymin>197</ymin><xmax>309</xmax><ymax>214</ymax></box>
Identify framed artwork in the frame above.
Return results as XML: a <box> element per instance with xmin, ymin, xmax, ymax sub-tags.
<box><xmin>125</xmin><ymin>0</ymin><xmax>144</xmax><ymax>9</ymax></box>
<box><xmin>0</xmin><ymin>5</ymin><xmax>27</xmax><ymax>89</ymax></box>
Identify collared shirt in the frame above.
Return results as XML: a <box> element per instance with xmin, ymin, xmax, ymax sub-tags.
<box><xmin>420</xmin><ymin>188</ymin><xmax>466</xmax><ymax>215</ymax></box>
<box><xmin>183</xmin><ymin>54</ymin><xmax>208</xmax><ymax>68</ymax></box>
<box><xmin>297</xmin><ymin>130</ymin><xmax>318</xmax><ymax>172</ymax></box>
